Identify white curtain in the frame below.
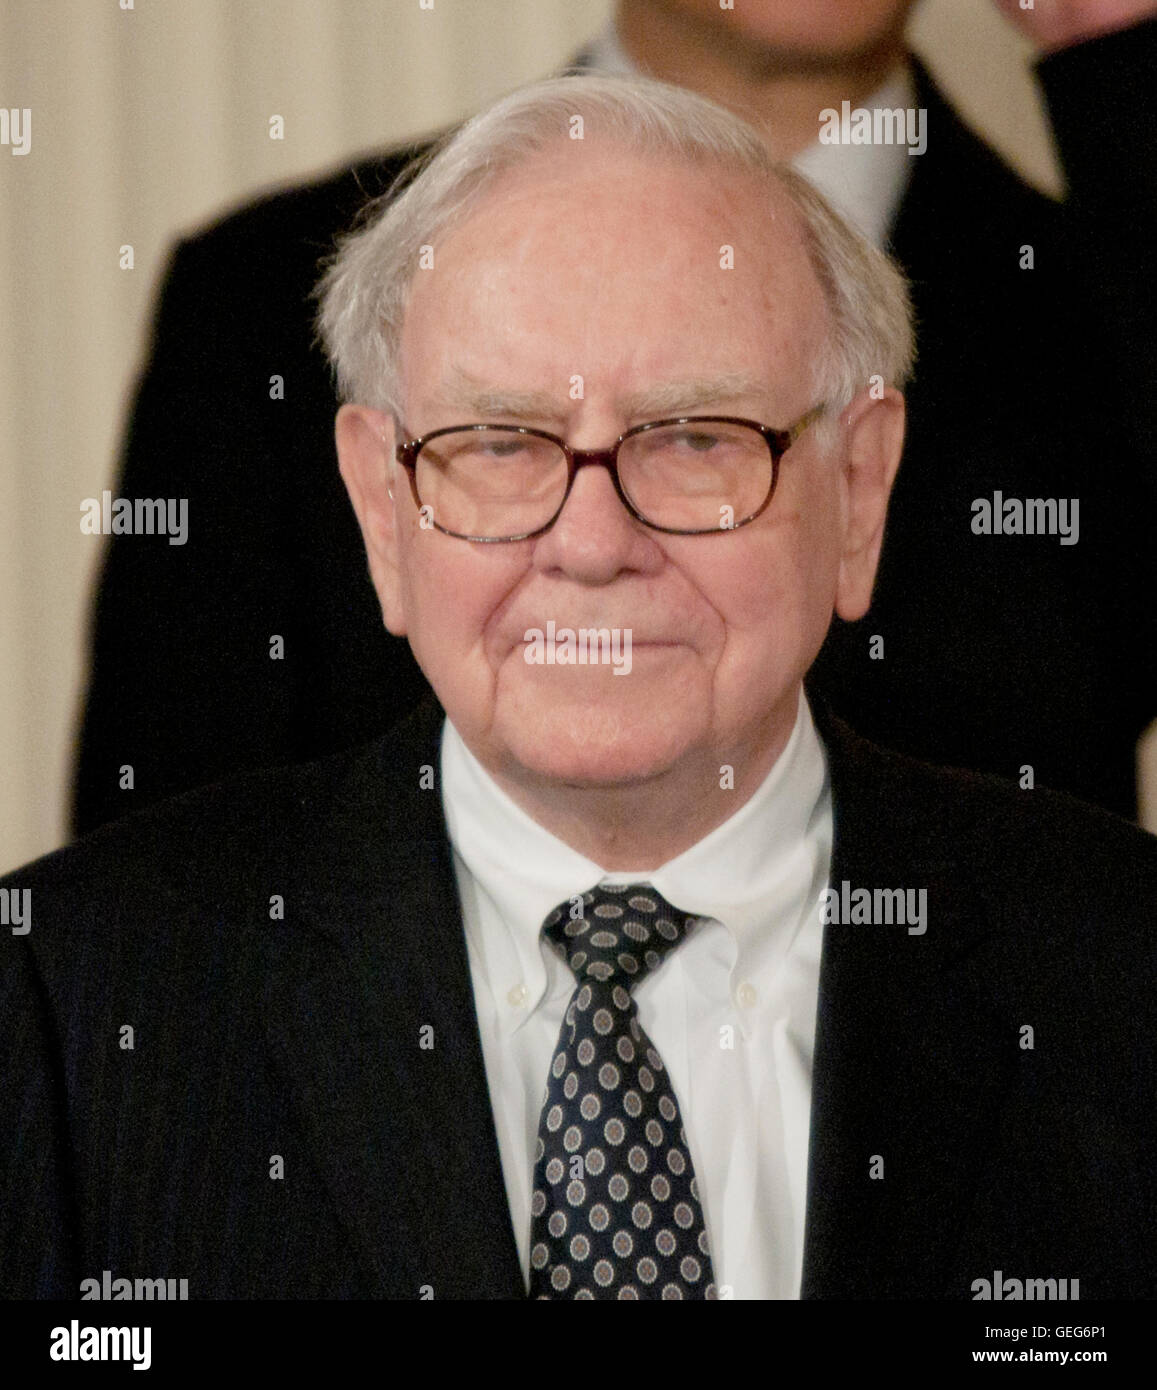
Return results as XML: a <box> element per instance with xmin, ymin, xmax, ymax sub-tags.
<box><xmin>4</xmin><ymin>0</ymin><xmax>1119</xmax><ymax>874</ymax></box>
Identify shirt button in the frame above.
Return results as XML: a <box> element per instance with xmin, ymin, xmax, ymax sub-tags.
<box><xmin>507</xmin><ymin>982</ymin><xmax>528</xmax><ymax>1008</ymax></box>
<box><xmin>737</xmin><ymin>982</ymin><xmax>757</xmax><ymax>1009</ymax></box>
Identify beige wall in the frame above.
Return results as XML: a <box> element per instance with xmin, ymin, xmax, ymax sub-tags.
<box><xmin>0</xmin><ymin>0</ymin><xmax>1145</xmax><ymax>873</ymax></box>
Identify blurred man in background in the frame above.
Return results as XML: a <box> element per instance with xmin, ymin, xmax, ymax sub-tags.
<box><xmin>71</xmin><ymin>0</ymin><xmax>1157</xmax><ymax>833</ymax></box>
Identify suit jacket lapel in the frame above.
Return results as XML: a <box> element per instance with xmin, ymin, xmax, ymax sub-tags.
<box><xmin>262</xmin><ymin>697</ymin><xmax>525</xmax><ymax>1298</ymax></box>
<box><xmin>262</xmin><ymin>683</ymin><xmax>1016</xmax><ymax>1297</ymax></box>
<box><xmin>801</xmin><ymin>699</ymin><xmax>1016</xmax><ymax>1297</ymax></box>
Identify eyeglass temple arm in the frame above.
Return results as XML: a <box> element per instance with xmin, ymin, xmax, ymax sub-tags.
<box><xmin>786</xmin><ymin>403</ymin><xmax>827</xmax><ymax>444</ymax></box>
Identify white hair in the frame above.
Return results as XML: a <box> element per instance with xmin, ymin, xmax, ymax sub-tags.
<box><xmin>316</xmin><ymin>73</ymin><xmax>914</xmax><ymax>452</ymax></box>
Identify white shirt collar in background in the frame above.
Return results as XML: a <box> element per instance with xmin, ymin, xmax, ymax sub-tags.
<box><xmin>583</xmin><ymin>17</ymin><xmax>915</xmax><ymax>249</ymax></box>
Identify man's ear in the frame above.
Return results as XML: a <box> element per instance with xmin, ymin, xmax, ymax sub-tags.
<box><xmin>833</xmin><ymin>386</ymin><xmax>906</xmax><ymax>622</ymax></box>
<box><xmin>335</xmin><ymin>404</ymin><xmax>407</xmax><ymax>636</ymax></box>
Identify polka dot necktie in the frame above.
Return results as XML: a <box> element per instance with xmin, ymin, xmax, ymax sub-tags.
<box><xmin>528</xmin><ymin>883</ymin><xmax>718</xmax><ymax>1299</ymax></box>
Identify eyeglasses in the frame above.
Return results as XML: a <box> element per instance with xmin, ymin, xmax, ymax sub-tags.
<box><xmin>393</xmin><ymin>407</ymin><xmax>826</xmax><ymax>542</ymax></box>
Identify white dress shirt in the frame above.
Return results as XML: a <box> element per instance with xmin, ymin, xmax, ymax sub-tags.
<box><xmin>583</xmin><ymin>18</ymin><xmax>915</xmax><ymax>250</ymax></box>
<box><xmin>441</xmin><ymin>687</ymin><xmax>833</xmax><ymax>1299</ymax></box>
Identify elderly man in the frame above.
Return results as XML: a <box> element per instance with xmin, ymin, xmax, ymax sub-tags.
<box><xmin>72</xmin><ymin>3</ymin><xmax>1157</xmax><ymax>837</ymax></box>
<box><xmin>3</xmin><ymin>77</ymin><xmax>1156</xmax><ymax>1303</ymax></box>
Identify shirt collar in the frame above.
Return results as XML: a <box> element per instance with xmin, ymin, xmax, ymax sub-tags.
<box><xmin>441</xmin><ymin>688</ymin><xmax>829</xmax><ymax>1032</ymax></box>
<box><xmin>792</xmin><ymin>64</ymin><xmax>915</xmax><ymax>249</ymax></box>
<box><xmin>583</xmin><ymin>16</ymin><xmax>915</xmax><ymax>250</ymax></box>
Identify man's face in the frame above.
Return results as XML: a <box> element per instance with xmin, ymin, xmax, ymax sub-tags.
<box><xmin>340</xmin><ymin>148</ymin><xmax>896</xmax><ymax>798</ymax></box>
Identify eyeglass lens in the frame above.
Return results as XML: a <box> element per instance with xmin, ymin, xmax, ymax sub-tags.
<box><xmin>414</xmin><ymin>422</ymin><xmax>773</xmax><ymax>538</ymax></box>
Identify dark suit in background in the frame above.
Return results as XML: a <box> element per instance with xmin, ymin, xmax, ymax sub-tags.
<box><xmin>71</xmin><ymin>24</ymin><xmax>1157</xmax><ymax>834</ymax></box>
<box><xmin>7</xmin><ymin>696</ymin><xmax>1157</xmax><ymax>1299</ymax></box>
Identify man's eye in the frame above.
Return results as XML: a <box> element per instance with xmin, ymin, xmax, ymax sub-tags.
<box><xmin>650</xmin><ymin>430</ymin><xmax>722</xmax><ymax>454</ymax></box>
<box><xmin>678</xmin><ymin>432</ymin><xmax>720</xmax><ymax>451</ymax></box>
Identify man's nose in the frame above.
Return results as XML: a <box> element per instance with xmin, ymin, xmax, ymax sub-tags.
<box><xmin>533</xmin><ymin>450</ymin><xmax>656</xmax><ymax>579</ymax></box>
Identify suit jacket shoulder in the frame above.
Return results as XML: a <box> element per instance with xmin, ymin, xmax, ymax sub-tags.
<box><xmin>805</xmin><ymin>703</ymin><xmax>1157</xmax><ymax>1297</ymax></box>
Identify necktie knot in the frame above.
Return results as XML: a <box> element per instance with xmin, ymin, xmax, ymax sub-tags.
<box><xmin>542</xmin><ymin>883</ymin><xmax>701</xmax><ymax>991</ymax></box>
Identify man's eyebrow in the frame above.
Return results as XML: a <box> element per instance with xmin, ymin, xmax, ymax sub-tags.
<box><xmin>438</xmin><ymin>368</ymin><xmax>772</xmax><ymax>424</ymax></box>
<box><xmin>430</xmin><ymin>367</ymin><xmax>559</xmax><ymax>422</ymax></box>
<box><xmin>618</xmin><ymin>374</ymin><xmax>770</xmax><ymax>419</ymax></box>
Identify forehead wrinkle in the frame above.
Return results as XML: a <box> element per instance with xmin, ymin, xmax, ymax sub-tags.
<box><xmin>418</xmin><ymin>170</ymin><xmax>816</xmax><ymax>426</ymax></box>
<box><xmin>437</xmin><ymin>366</ymin><xmax>777</xmax><ymax>419</ymax></box>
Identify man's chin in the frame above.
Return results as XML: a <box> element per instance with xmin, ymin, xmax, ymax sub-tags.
<box><xmin>494</xmin><ymin>700</ymin><xmax>698</xmax><ymax>791</ymax></box>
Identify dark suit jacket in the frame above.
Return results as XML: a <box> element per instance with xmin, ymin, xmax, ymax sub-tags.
<box><xmin>6</xmin><ymin>696</ymin><xmax>1157</xmax><ymax>1299</ymax></box>
<box><xmin>70</xmin><ymin>26</ymin><xmax>1157</xmax><ymax>835</ymax></box>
